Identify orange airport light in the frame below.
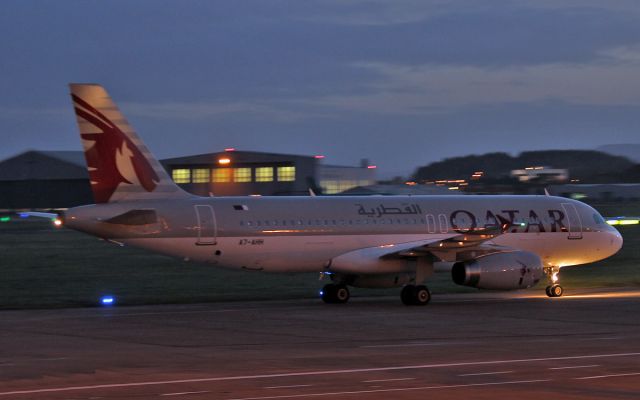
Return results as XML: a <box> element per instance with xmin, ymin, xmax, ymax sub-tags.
<box><xmin>218</xmin><ymin>158</ymin><xmax>231</xmax><ymax>165</ymax></box>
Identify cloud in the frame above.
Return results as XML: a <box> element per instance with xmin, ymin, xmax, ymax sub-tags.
<box><xmin>290</xmin><ymin>0</ymin><xmax>640</xmax><ymax>27</ymax></box>
<box><xmin>600</xmin><ymin>44</ymin><xmax>640</xmax><ymax>63</ymax></box>
<box><xmin>291</xmin><ymin>0</ymin><xmax>456</xmax><ymax>26</ymax></box>
<box><xmin>0</xmin><ymin>106</ymin><xmax>68</xmax><ymax>120</ymax></box>
<box><xmin>292</xmin><ymin>46</ymin><xmax>640</xmax><ymax>115</ymax></box>
<box><xmin>122</xmin><ymin>100</ymin><xmax>326</xmax><ymax>123</ymax></box>
<box><xmin>100</xmin><ymin>41</ymin><xmax>640</xmax><ymax>122</ymax></box>
<box><xmin>516</xmin><ymin>0</ymin><xmax>640</xmax><ymax>15</ymax></box>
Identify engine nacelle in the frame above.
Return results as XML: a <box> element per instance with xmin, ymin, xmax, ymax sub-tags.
<box><xmin>451</xmin><ymin>251</ymin><xmax>543</xmax><ymax>290</ymax></box>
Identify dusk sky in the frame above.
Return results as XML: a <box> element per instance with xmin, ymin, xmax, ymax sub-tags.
<box><xmin>2</xmin><ymin>0</ymin><xmax>640</xmax><ymax>178</ymax></box>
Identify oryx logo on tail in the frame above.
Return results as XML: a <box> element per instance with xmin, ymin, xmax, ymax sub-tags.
<box><xmin>72</xmin><ymin>94</ymin><xmax>159</xmax><ymax>203</ymax></box>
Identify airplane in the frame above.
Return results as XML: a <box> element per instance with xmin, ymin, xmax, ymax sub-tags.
<box><xmin>48</xmin><ymin>84</ymin><xmax>624</xmax><ymax>305</ymax></box>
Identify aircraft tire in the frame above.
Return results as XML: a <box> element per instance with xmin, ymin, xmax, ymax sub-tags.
<box><xmin>401</xmin><ymin>285</ymin><xmax>416</xmax><ymax>305</ymax></box>
<box><xmin>414</xmin><ymin>285</ymin><xmax>431</xmax><ymax>306</ymax></box>
<box><xmin>334</xmin><ymin>284</ymin><xmax>350</xmax><ymax>304</ymax></box>
<box><xmin>549</xmin><ymin>284</ymin><xmax>564</xmax><ymax>297</ymax></box>
<box><xmin>321</xmin><ymin>284</ymin><xmax>350</xmax><ymax>304</ymax></box>
<box><xmin>321</xmin><ymin>284</ymin><xmax>337</xmax><ymax>303</ymax></box>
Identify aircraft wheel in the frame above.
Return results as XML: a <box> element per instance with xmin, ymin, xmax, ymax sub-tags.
<box><xmin>401</xmin><ymin>285</ymin><xmax>416</xmax><ymax>305</ymax></box>
<box><xmin>334</xmin><ymin>284</ymin><xmax>350</xmax><ymax>304</ymax></box>
<box><xmin>414</xmin><ymin>285</ymin><xmax>431</xmax><ymax>306</ymax></box>
<box><xmin>321</xmin><ymin>284</ymin><xmax>350</xmax><ymax>304</ymax></box>
<box><xmin>548</xmin><ymin>284</ymin><xmax>564</xmax><ymax>297</ymax></box>
<box><xmin>545</xmin><ymin>286</ymin><xmax>552</xmax><ymax>297</ymax></box>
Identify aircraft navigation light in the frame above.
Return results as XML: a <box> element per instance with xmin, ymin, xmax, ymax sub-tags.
<box><xmin>53</xmin><ymin>218</ymin><xmax>63</xmax><ymax>227</ymax></box>
<box><xmin>314</xmin><ymin>155</ymin><xmax>325</xmax><ymax>159</ymax></box>
<box><xmin>224</xmin><ymin>148</ymin><xmax>236</xmax><ymax>152</ymax></box>
<box><xmin>218</xmin><ymin>158</ymin><xmax>231</xmax><ymax>165</ymax></box>
<box><xmin>0</xmin><ymin>216</ymin><xmax>10</xmax><ymax>222</ymax></box>
<box><xmin>100</xmin><ymin>296</ymin><xmax>115</xmax><ymax>306</ymax></box>
<box><xmin>367</xmin><ymin>165</ymin><xmax>377</xmax><ymax>169</ymax></box>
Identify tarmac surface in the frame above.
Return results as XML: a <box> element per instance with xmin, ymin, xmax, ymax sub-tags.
<box><xmin>1</xmin><ymin>287</ymin><xmax>640</xmax><ymax>399</ymax></box>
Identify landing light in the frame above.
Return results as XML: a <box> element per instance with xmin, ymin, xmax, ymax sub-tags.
<box><xmin>53</xmin><ymin>218</ymin><xmax>63</xmax><ymax>227</ymax></box>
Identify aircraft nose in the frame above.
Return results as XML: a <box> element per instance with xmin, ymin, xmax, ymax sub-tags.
<box><xmin>609</xmin><ymin>230</ymin><xmax>623</xmax><ymax>255</ymax></box>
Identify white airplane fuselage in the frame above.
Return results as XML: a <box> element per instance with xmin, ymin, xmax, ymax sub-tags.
<box><xmin>65</xmin><ymin>195</ymin><xmax>622</xmax><ymax>273</ymax></box>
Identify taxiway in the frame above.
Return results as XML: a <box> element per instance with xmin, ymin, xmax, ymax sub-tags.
<box><xmin>1</xmin><ymin>288</ymin><xmax>640</xmax><ymax>399</ymax></box>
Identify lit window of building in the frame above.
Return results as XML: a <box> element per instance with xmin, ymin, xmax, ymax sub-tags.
<box><xmin>192</xmin><ymin>168</ymin><xmax>210</xmax><ymax>183</ymax></box>
<box><xmin>320</xmin><ymin>179</ymin><xmax>359</xmax><ymax>194</ymax></box>
<box><xmin>255</xmin><ymin>167</ymin><xmax>273</xmax><ymax>182</ymax></box>
<box><xmin>234</xmin><ymin>168</ymin><xmax>252</xmax><ymax>183</ymax></box>
<box><xmin>172</xmin><ymin>168</ymin><xmax>191</xmax><ymax>183</ymax></box>
<box><xmin>277</xmin><ymin>166</ymin><xmax>296</xmax><ymax>182</ymax></box>
<box><xmin>212</xmin><ymin>168</ymin><xmax>231</xmax><ymax>183</ymax></box>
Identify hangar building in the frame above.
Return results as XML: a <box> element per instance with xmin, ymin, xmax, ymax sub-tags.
<box><xmin>0</xmin><ymin>151</ymin><xmax>92</xmax><ymax>209</ymax></box>
<box><xmin>0</xmin><ymin>149</ymin><xmax>376</xmax><ymax>209</ymax></box>
<box><xmin>160</xmin><ymin>150</ymin><xmax>376</xmax><ymax>196</ymax></box>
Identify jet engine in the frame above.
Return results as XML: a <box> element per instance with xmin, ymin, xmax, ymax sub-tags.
<box><xmin>451</xmin><ymin>251</ymin><xmax>543</xmax><ymax>290</ymax></box>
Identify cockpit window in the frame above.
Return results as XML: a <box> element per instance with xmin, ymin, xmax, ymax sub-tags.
<box><xmin>593</xmin><ymin>213</ymin><xmax>606</xmax><ymax>225</ymax></box>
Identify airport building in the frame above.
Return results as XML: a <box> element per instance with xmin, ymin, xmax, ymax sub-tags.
<box><xmin>511</xmin><ymin>166</ymin><xmax>569</xmax><ymax>183</ymax></box>
<box><xmin>161</xmin><ymin>150</ymin><xmax>376</xmax><ymax>196</ymax></box>
<box><xmin>0</xmin><ymin>150</ymin><xmax>92</xmax><ymax>209</ymax></box>
<box><xmin>549</xmin><ymin>183</ymin><xmax>640</xmax><ymax>202</ymax></box>
<box><xmin>0</xmin><ymin>149</ymin><xmax>376</xmax><ymax>209</ymax></box>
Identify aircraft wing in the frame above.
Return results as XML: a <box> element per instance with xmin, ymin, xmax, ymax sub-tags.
<box><xmin>331</xmin><ymin>226</ymin><xmax>511</xmax><ymax>270</ymax></box>
<box><xmin>379</xmin><ymin>220</ymin><xmax>513</xmax><ymax>261</ymax></box>
<box><xmin>384</xmin><ymin>233</ymin><xmax>510</xmax><ymax>262</ymax></box>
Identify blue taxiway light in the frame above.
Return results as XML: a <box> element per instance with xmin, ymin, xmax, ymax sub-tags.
<box><xmin>101</xmin><ymin>296</ymin><xmax>115</xmax><ymax>305</ymax></box>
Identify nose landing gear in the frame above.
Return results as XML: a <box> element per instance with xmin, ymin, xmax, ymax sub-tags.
<box><xmin>544</xmin><ymin>267</ymin><xmax>563</xmax><ymax>297</ymax></box>
<box><xmin>320</xmin><ymin>283</ymin><xmax>350</xmax><ymax>304</ymax></box>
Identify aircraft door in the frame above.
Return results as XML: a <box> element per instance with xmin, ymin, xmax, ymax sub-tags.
<box><xmin>426</xmin><ymin>214</ymin><xmax>436</xmax><ymax>234</ymax></box>
<box><xmin>438</xmin><ymin>214</ymin><xmax>448</xmax><ymax>233</ymax></box>
<box><xmin>561</xmin><ymin>203</ymin><xmax>583</xmax><ymax>240</ymax></box>
<box><xmin>194</xmin><ymin>205</ymin><xmax>217</xmax><ymax>245</ymax></box>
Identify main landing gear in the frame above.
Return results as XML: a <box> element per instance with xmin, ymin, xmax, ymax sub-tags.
<box><xmin>544</xmin><ymin>266</ymin><xmax>564</xmax><ymax>297</ymax></box>
<box><xmin>401</xmin><ymin>285</ymin><xmax>431</xmax><ymax>306</ymax></box>
<box><xmin>320</xmin><ymin>284</ymin><xmax>350</xmax><ymax>304</ymax></box>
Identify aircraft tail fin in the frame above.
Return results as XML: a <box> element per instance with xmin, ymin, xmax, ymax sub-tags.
<box><xmin>69</xmin><ymin>84</ymin><xmax>191</xmax><ymax>203</ymax></box>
